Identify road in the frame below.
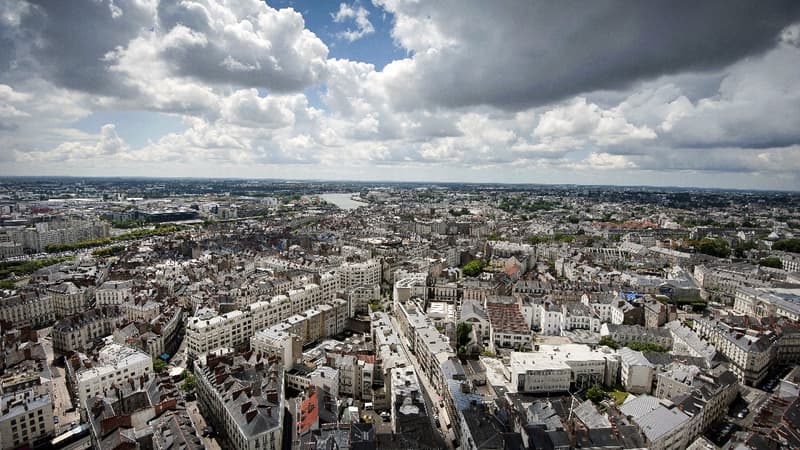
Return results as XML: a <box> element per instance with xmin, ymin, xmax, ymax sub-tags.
<box><xmin>736</xmin><ymin>385</ymin><xmax>771</xmax><ymax>429</ymax></box>
<box><xmin>185</xmin><ymin>401</ymin><xmax>222</xmax><ymax>450</ymax></box>
<box><xmin>388</xmin><ymin>314</ymin><xmax>454</xmax><ymax>448</ymax></box>
<box><xmin>169</xmin><ymin>331</ymin><xmax>189</xmax><ymax>371</ymax></box>
<box><xmin>38</xmin><ymin>327</ymin><xmax>80</xmax><ymax>433</ymax></box>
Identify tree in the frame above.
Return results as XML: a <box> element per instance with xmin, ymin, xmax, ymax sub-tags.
<box><xmin>462</xmin><ymin>260</ymin><xmax>485</xmax><ymax>277</ymax></box>
<box><xmin>694</xmin><ymin>238</ymin><xmax>731</xmax><ymax>258</ymax></box>
<box><xmin>586</xmin><ymin>385</ymin><xmax>607</xmax><ymax>404</ymax></box>
<box><xmin>758</xmin><ymin>257</ymin><xmax>783</xmax><ymax>269</ymax></box>
<box><xmin>599</xmin><ymin>336</ymin><xmax>620</xmax><ymax>350</ymax></box>
<box><xmin>773</xmin><ymin>238</ymin><xmax>800</xmax><ymax>254</ymax></box>
<box><xmin>181</xmin><ymin>371</ymin><xmax>196</xmax><ymax>392</ymax></box>
<box><xmin>626</xmin><ymin>342</ymin><xmax>668</xmax><ymax>353</ymax></box>
<box><xmin>153</xmin><ymin>358</ymin><xmax>166</xmax><ymax>373</ymax></box>
<box><xmin>457</xmin><ymin>322</ymin><xmax>473</xmax><ymax>348</ymax></box>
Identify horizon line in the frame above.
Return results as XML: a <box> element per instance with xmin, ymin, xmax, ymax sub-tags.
<box><xmin>0</xmin><ymin>174</ymin><xmax>797</xmax><ymax>193</ymax></box>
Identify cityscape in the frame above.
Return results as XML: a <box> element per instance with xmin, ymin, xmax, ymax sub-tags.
<box><xmin>2</xmin><ymin>1</ymin><xmax>800</xmax><ymax>450</ymax></box>
<box><xmin>0</xmin><ymin>178</ymin><xmax>799</xmax><ymax>450</ymax></box>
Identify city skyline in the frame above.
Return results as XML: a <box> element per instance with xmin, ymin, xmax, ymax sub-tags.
<box><xmin>2</xmin><ymin>1</ymin><xmax>800</xmax><ymax>189</ymax></box>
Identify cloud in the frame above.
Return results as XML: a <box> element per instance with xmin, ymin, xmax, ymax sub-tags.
<box><xmin>332</xmin><ymin>2</ymin><xmax>374</xmax><ymax>42</ymax></box>
<box><xmin>19</xmin><ymin>123</ymin><xmax>128</xmax><ymax>162</ymax></box>
<box><xmin>374</xmin><ymin>0</ymin><xmax>800</xmax><ymax>110</ymax></box>
<box><xmin>154</xmin><ymin>0</ymin><xmax>329</xmax><ymax>92</ymax></box>
<box><xmin>1</xmin><ymin>1</ymin><xmax>799</xmax><ymax>189</ymax></box>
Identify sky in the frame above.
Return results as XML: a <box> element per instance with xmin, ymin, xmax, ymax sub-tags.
<box><xmin>1</xmin><ymin>1</ymin><xmax>800</xmax><ymax>190</ymax></box>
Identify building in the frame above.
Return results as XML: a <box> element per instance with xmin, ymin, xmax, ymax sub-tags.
<box><xmin>509</xmin><ymin>344</ymin><xmax>619</xmax><ymax>393</ymax></box>
<box><xmin>188</xmin><ymin>290</ymin><xmax>350</xmax><ymax>361</ymax></box>
<box><xmin>71</xmin><ymin>343</ymin><xmax>152</xmax><ymax>407</ymax></box>
<box><xmin>619</xmin><ymin>395</ymin><xmax>691</xmax><ymax>450</ymax></box>
<box><xmin>485</xmin><ymin>298</ymin><xmax>532</xmax><ymax>351</ymax></box>
<box><xmin>618</xmin><ymin>347</ymin><xmax>654</xmax><ymax>394</ymax></box>
<box><xmin>194</xmin><ymin>352</ymin><xmax>283</xmax><ymax>450</ymax></box>
<box><xmin>338</xmin><ymin>259</ymin><xmax>381</xmax><ymax>289</ymax></box>
<box><xmin>48</xmin><ymin>282</ymin><xmax>91</xmax><ymax>319</ymax></box>
<box><xmin>692</xmin><ymin>317</ymin><xmax>777</xmax><ymax>386</ymax></box>
<box><xmin>250</xmin><ymin>329</ymin><xmax>302</xmax><ymax>367</ymax></box>
<box><xmin>186</xmin><ymin>309</ymin><xmax>251</xmax><ymax>360</ymax></box>
<box><xmin>94</xmin><ymin>280</ymin><xmax>132</xmax><ymax>306</ymax></box>
<box><xmin>13</xmin><ymin>219</ymin><xmax>109</xmax><ymax>252</ymax></box>
<box><xmin>655</xmin><ymin>364</ymin><xmax>738</xmax><ymax>441</ymax></box>
<box><xmin>665</xmin><ymin>321</ymin><xmax>716</xmax><ymax>360</ymax></box>
<box><xmin>734</xmin><ymin>287</ymin><xmax>800</xmax><ymax>322</ymax></box>
<box><xmin>389</xmin><ymin>366</ymin><xmax>436</xmax><ymax>443</ymax></box>
<box><xmin>459</xmin><ymin>299</ymin><xmax>490</xmax><ymax>349</ymax></box>
<box><xmin>52</xmin><ymin>306</ymin><xmax>122</xmax><ymax>356</ymax></box>
<box><xmin>0</xmin><ymin>291</ymin><xmax>54</xmax><ymax>328</ymax></box>
<box><xmin>0</xmin><ymin>389</ymin><xmax>55</xmax><ymax>450</ymax></box>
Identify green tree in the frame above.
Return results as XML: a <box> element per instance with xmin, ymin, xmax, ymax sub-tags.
<box><xmin>599</xmin><ymin>336</ymin><xmax>620</xmax><ymax>350</ymax></box>
<box><xmin>462</xmin><ymin>260</ymin><xmax>485</xmax><ymax>277</ymax></box>
<box><xmin>627</xmin><ymin>342</ymin><xmax>669</xmax><ymax>353</ymax></box>
<box><xmin>181</xmin><ymin>371</ymin><xmax>196</xmax><ymax>392</ymax></box>
<box><xmin>758</xmin><ymin>257</ymin><xmax>783</xmax><ymax>269</ymax></box>
<box><xmin>694</xmin><ymin>238</ymin><xmax>731</xmax><ymax>258</ymax></box>
<box><xmin>456</xmin><ymin>322</ymin><xmax>473</xmax><ymax>348</ymax></box>
<box><xmin>586</xmin><ymin>385</ymin><xmax>607</xmax><ymax>404</ymax></box>
<box><xmin>773</xmin><ymin>238</ymin><xmax>800</xmax><ymax>254</ymax></box>
<box><xmin>153</xmin><ymin>359</ymin><xmax>166</xmax><ymax>373</ymax></box>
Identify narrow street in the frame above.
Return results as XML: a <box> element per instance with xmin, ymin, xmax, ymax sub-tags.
<box><xmin>388</xmin><ymin>314</ymin><xmax>454</xmax><ymax>449</ymax></box>
<box><xmin>38</xmin><ymin>327</ymin><xmax>80</xmax><ymax>434</ymax></box>
<box><xmin>185</xmin><ymin>401</ymin><xmax>222</xmax><ymax>450</ymax></box>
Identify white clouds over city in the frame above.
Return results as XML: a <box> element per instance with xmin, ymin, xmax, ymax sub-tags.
<box><xmin>1</xmin><ymin>0</ymin><xmax>799</xmax><ymax>189</ymax></box>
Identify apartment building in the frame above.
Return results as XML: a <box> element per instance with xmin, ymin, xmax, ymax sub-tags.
<box><xmin>510</xmin><ymin>344</ymin><xmax>619</xmax><ymax>394</ymax></box>
<box><xmin>0</xmin><ymin>389</ymin><xmax>55</xmax><ymax>450</ymax></box>
<box><xmin>14</xmin><ymin>219</ymin><xmax>109</xmax><ymax>252</ymax></box>
<box><xmin>655</xmin><ymin>364</ymin><xmax>738</xmax><ymax>442</ymax></box>
<box><xmin>94</xmin><ymin>280</ymin><xmax>132</xmax><ymax>306</ymax></box>
<box><xmin>72</xmin><ymin>343</ymin><xmax>152</xmax><ymax>407</ymax></box>
<box><xmin>194</xmin><ymin>353</ymin><xmax>283</xmax><ymax>450</ymax></box>
<box><xmin>619</xmin><ymin>395</ymin><xmax>690</xmax><ymax>450</ymax></box>
<box><xmin>250</xmin><ymin>329</ymin><xmax>302</xmax><ymax>367</ymax></box>
<box><xmin>0</xmin><ymin>291</ymin><xmax>54</xmax><ymax>328</ymax></box>
<box><xmin>338</xmin><ymin>259</ymin><xmax>381</xmax><ymax>288</ymax></box>
<box><xmin>486</xmin><ymin>299</ymin><xmax>532</xmax><ymax>351</ymax></box>
<box><xmin>600</xmin><ymin>323</ymin><xmax>674</xmax><ymax>348</ymax></box>
<box><xmin>188</xmin><ymin>293</ymin><xmax>350</xmax><ymax>360</ymax></box>
<box><xmin>692</xmin><ymin>317</ymin><xmax>777</xmax><ymax>386</ymax></box>
<box><xmin>618</xmin><ymin>347</ymin><xmax>654</xmax><ymax>394</ymax></box>
<box><xmin>186</xmin><ymin>309</ymin><xmax>251</xmax><ymax>360</ymax></box>
<box><xmin>48</xmin><ymin>282</ymin><xmax>91</xmax><ymax>319</ymax></box>
<box><xmin>52</xmin><ymin>306</ymin><xmax>122</xmax><ymax>356</ymax></box>
<box><xmin>664</xmin><ymin>320</ymin><xmax>716</xmax><ymax>360</ymax></box>
<box><xmin>734</xmin><ymin>287</ymin><xmax>800</xmax><ymax>321</ymax></box>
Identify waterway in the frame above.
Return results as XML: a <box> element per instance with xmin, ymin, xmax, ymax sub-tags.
<box><xmin>319</xmin><ymin>192</ymin><xmax>364</xmax><ymax>210</ymax></box>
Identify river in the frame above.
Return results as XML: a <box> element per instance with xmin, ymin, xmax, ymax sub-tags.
<box><xmin>319</xmin><ymin>192</ymin><xmax>364</xmax><ymax>210</ymax></box>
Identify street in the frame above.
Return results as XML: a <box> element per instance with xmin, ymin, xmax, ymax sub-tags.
<box><xmin>388</xmin><ymin>314</ymin><xmax>454</xmax><ymax>448</ymax></box>
<box><xmin>185</xmin><ymin>401</ymin><xmax>222</xmax><ymax>450</ymax></box>
<box><xmin>38</xmin><ymin>327</ymin><xmax>80</xmax><ymax>434</ymax></box>
<box><xmin>736</xmin><ymin>385</ymin><xmax>771</xmax><ymax>429</ymax></box>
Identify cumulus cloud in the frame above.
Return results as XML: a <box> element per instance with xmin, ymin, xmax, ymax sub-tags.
<box><xmin>19</xmin><ymin>123</ymin><xmax>128</xmax><ymax>162</ymax></box>
<box><xmin>332</xmin><ymin>2</ymin><xmax>374</xmax><ymax>42</ymax></box>
<box><xmin>1</xmin><ymin>1</ymin><xmax>799</xmax><ymax>189</ymax></box>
